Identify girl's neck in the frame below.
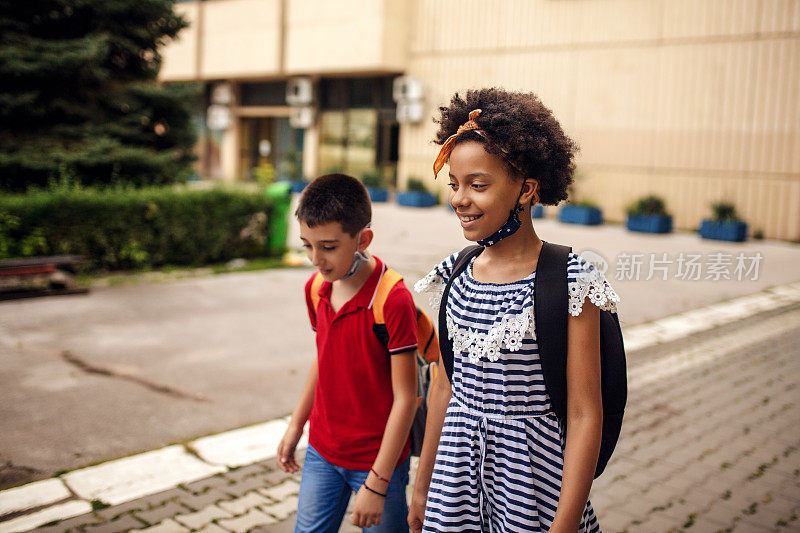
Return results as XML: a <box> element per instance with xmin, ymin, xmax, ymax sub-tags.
<box><xmin>479</xmin><ymin>218</ymin><xmax>542</xmax><ymax>261</ymax></box>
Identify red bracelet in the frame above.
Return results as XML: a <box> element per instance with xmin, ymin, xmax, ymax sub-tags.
<box><xmin>370</xmin><ymin>467</ymin><xmax>389</xmax><ymax>484</ymax></box>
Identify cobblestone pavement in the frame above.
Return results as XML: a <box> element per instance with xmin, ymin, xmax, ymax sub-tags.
<box><xmin>6</xmin><ymin>303</ymin><xmax>800</xmax><ymax>533</ymax></box>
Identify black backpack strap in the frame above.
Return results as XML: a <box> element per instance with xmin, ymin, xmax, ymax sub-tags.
<box><xmin>533</xmin><ymin>241</ymin><xmax>572</xmax><ymax>422</ymax></box>
<box><xmin>437</xmin><ymin>245</ymin><xmax>483</xmax><ymax>381</ymax></box>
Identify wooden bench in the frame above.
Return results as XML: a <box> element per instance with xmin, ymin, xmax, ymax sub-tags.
<box><xmin>0</xmin><ymin>255</ymin><xmax>88</xmax><ymax>300</ymax></box>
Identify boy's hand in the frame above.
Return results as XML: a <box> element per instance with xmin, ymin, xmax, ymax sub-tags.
<box><xmin>276</xmin><ymin>424</ymin><xmax>303</xmax><ymax>473</ymax></box>
<box><xmin>407</xmin><ymin>492</ymin><xmax>426</xmax><ymax>532</ymax></box>
<box><xmin>351</xmin><ymin>485</ymin><xmax>384</xmax><ymax>528</ymax></box>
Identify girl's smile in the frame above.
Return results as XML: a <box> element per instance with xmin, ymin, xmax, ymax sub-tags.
<box><xmin>457</xmin><ymin>213</ymin><xmax>483</xmax><ymax>229</ymax></box>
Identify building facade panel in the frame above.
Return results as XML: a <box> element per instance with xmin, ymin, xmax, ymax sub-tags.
<box><xmin>286</xmin><ymin>0</ymin><xmax>407</xmax><ymax>73</ymax></box>
<box><xmin>160</xmin><ymin>2</ymin><xmax>200</xmax><ymax>80</ymax></box>
<box><xmin>201</xmin><ymin>0</ymin><xmax>281</xmax><ymax>78</ymax></box>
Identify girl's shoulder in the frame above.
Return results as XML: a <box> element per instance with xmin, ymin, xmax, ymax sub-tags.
<box><xmin>413</xmin><ymin>251</ymin><xmax>460</xmax><ymax>311</ymax></box>
<box><xmin>566</xmin><ymin>251</ymin><xmax>620</xmax><ymax>316</ymax></box>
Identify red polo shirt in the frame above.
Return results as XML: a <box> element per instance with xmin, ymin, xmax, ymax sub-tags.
<box><xmin>304</xmin><ymin>256</ymin><xmax>417</xmax><ymax>470</ymax></box>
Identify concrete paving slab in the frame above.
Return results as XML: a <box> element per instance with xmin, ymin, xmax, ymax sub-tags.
<box><xmin>191</xmin><ymin>418</ymin><xmax>308</xmax><ymax>469</ymax></box>
<box><xmin>0</xmin><ymin>478</ymin><xmax>70</xmax><ymax>517</ymax></box>
<box><xmin>130</xmin><ymin>518</ymin><xmax>190</xmax><ymax>533</ymax></box>
<box><xmin>62</xmin><ymin>446</ymin><xmax>226</xmax><ymax>505</ymax></box>
<box><xmin>173</xmin><ymin>504</ymin><xmax>232</xmax><ymax>530</ymax></box>
<box><xmin>0</xmin><ymin>500</ymin><xmax>91</xmax><ymax>533</ymax></box>
<box><xmin>217</xmin><ymin>508</ymin><xmax>276</xmax><ymax>532</ymax></box>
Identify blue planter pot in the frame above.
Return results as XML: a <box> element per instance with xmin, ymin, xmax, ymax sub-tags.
<box><xmin>397</xmin><ymin>191</ymin><xmax>436</xmax><ymax>208</ymax></box>
<box><xmin>626</xmin><ymin>214</ymin><xmax>672</xmax><ymax>234</ymax></box>
<box><xmin>699</xmin><ymin>220</ymin><xmax>748</xmax><ymax>242</ymax></box>
<box><xmin>558</xmin><ymin>205</ymin><xmax>603</xmax><ymax>225</ymax></box>
<box><xmin>289</xmin><ymin>180</ymin><xmax>309</xmax><ymax>194</ymax></box>
<box><xmin>531</xmin><ymin>204</ymin><xmax>544</xmax><ymax>219</ymax></box>
<box><xmin>366</xmin><ymin>187</ymin><xmax>389</xmax><ymax>203</ymax></box>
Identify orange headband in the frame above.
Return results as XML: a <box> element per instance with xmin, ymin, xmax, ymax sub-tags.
<box><xmin>432</xmin><ymin>109</ymin><xmax>523</xmax><ymax>179</ymax></box>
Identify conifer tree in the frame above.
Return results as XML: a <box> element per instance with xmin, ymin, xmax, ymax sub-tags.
<box><xmin>0</xmin><ymin>0</ymin><xmax>199</xmax><ymax>190</ymax></box>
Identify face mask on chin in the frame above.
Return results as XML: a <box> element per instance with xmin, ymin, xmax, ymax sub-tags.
<box><xmin>341</xmin><ymin>228</ymin><xmax>370</xmax><ymax>280</ymax></box>
<box><xmin>477</xmin><ymin>180</ymin><xmax>529</xmax><ymax>247</ymax></box>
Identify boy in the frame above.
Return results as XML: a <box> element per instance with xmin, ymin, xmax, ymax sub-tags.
<box><xmin>277</xmin><ymin>174</ymin><xmax>418</xmax><ymax>532</ymax></box>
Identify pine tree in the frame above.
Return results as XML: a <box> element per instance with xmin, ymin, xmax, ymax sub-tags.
<box><xmin>0</xmin><ymin>0</ymin><xmax>199</xmax><ymax>190</ymax></box>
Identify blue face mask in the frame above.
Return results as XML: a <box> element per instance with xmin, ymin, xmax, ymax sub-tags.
<box><xmin>341</xmin><ymin>228</ymin><xmax>370</xmax><ymax>280</ymax></box>
<box><xmin>477</xmin><ymin>181</ymin><xmax>528</xmax><ymax>247</ymax></box>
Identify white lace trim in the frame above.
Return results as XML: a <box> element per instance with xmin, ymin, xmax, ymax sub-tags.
<box><xmin>447</xmin><ymin>305</ymin><xmax>536</xmax><ymax>363</ymax></box>
<box><xmin>414</xmin><ymin>259</ymin><xmax>620</xmax><ymax>364</ymax></box>
<box><xmin>414</xmin><ymin>271</ymin><xmax>447</xmax><ymax>311</ymax></box>
<box><xmin>568</xmin><ymin>267</ymin><xmax>620</xmax><ymax>316</ymax></box>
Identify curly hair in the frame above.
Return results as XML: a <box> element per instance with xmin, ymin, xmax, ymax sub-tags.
<box><xmin>434</xmin><ymin>88</ymin><xmax>579</xmax><ymax>206</ymax></box>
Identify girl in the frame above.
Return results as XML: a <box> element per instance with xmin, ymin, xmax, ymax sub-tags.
<box><xmin>408</xmin><ymin>88</ymin><xmax>620</xmax><ymax>533</ymax></box>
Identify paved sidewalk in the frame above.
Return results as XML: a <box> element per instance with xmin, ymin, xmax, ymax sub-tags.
<box><xmin>2</xmin><ymin>287</ymin><xmax>799</xmax><ymax>532</ymax></box>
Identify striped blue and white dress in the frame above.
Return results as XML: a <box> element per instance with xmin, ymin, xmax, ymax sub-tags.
<box><xmin>414</xmin><ymin>251</ymin><xmax>620</xmax><ymax>533</ymax></box>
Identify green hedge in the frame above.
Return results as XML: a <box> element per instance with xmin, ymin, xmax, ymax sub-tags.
<box><xmin>0</xmin><ymin>186</ymin><xmax>278</xmax><ymax>271</ymax></box>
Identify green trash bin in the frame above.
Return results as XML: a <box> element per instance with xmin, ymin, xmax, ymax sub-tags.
<box><xmin>265</xmin><ymin>181</ymin><xmax>291</xmax><ymax>255</ymax></box>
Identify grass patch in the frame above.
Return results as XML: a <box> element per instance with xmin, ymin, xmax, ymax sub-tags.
<box><xmin>90</xmin><ymin>499</ymin><xmax>110</xmax><ymax>511</ymax></box>
<box><xmin>78</xmin><ymin>256</ymin><xmax>294</xmax><ymax>288</ymax></box>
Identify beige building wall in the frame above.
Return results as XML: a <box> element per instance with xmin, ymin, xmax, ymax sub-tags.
<box><xmin>160</xmin><ymin>0</ymin><xmax>282</xmax><ymax>80</ymax></box>
<box><xmin>399</xmin><ymin>0</ymin><xmax>800</xmax><ymax>240</ymax></box>
<box><xmin>202</xmin><ymin>0</ymin><xmax>282</xmax><ymax>78</ymax></box>
<box><xmin>160</xmin><ymin>2</ymin><xmax>200</xmax><ymax>80</ymax></box>
<box><xmin>285</xmin><ymin>0</ymin><xmax>410</xmax><ymax>74</ymax></box>
<box><xmin>161</xmin><ymin>0</ymin><xmax>410</xmax><ymax>79</ymax></box>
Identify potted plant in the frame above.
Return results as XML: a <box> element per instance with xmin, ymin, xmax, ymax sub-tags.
<box><xmin>361</xmin><ymin>170</ymin><xmax>388</xmax><ymax>202</ymax></box>
<box><xmin>699</xmin><ymin>202</ymin><xmax>748</xmax><ymax>242</ymax></box>
<box><xmin>625</xmin><ymin>195</ymin><xmax>672</xmax><ymax>234</ymax></box>
<box><xmin>558</xmin><ymin>172</ymin><xmax>602</xmax><ymax>225</ymax></box>
<box><xmin>558</xmin><ymin>200</ymin><xmax>603</xmax><ymax>225</ymax></box>
<box><xmin>397</xmin><ymin>177</ymin><xmax>436</xmax><ymax>207</ymax></box>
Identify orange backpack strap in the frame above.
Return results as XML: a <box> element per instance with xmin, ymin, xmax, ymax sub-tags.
<box><xmin>371</xmin><ymin>267</ymin><xmax>403</xmax><ymax>325</ymax></box>
<box><xmin>416</xmin><ymin>308</ymin><xmax>440</xmax><ymax>363</ymax></box>
<box><xmin>309</xmin><ymin>272</ymin><xmax>324</xmax><ymax>313</ymax></box>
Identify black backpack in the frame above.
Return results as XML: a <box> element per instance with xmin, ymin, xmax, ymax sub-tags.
<box><xmin>437</xmin><ymin>241</ymin><xmax>627</xmax><ymax>478</ymax></box>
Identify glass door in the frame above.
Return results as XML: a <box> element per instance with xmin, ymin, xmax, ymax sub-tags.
<box><xmin>240</xmin><ymin>117</ymin><xmax>304</xmax><ymax>182</ymax></box>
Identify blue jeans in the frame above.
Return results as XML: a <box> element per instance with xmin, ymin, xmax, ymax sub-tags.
<box><xmin>295</xmin><ymin>445</ymin><xmax>410</xmax><ymax>533</ymax></box>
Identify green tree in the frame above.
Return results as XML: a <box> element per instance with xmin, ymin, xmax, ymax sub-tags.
<box><xmin>0</xmin><ymin>0</ymin><xmax>199</xmax><ymax>190</ymax></box>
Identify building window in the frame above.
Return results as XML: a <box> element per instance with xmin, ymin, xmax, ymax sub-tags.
<box><xmin>240</xmin><ymin>81</ymin><xmax>288</xmax><ymax>107</ymax></box>
<box><xmin>318</xmin><ymin>76</ymin><xmax>397</xmax><ymax>185</ymax></box>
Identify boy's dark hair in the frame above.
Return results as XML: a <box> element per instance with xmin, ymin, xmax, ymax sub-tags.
<box><xmin>295</xmin><ymin>173</ymin><xmax>371</xmax><ymax>236</ymax></box>
<box><xmin>434</xmin><ymin>88</ymin><xmax>579</xmax><ymax>205</ymax></box>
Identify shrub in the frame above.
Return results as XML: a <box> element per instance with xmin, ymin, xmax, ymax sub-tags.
<box><xmin>361</xmin><ymin>170</ymin><xmax>384</xmax><ymax>189</ymax></box>
<box><xmin>406</xmin><ymin>177</ymin><xmax>428</xmax><ymax>192</ymax></box>
<box><xmin>567</xmin><ymin>199</ymin><xmax>599</xmax><ymax>209</ymax></box>
<box><xmin>710</xmin><ymin>201</ymin><xmax>741</xmax><ymax>222</ymax></box>
<box><xmin>627</xmin><ymin>195</ymin><xmax>670</xmax><ymax>216</ymax></box>
<box><xmin>0</xmin><ymin>186</ymin><xmax>278</xmax><ymax>272</ymax></box>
